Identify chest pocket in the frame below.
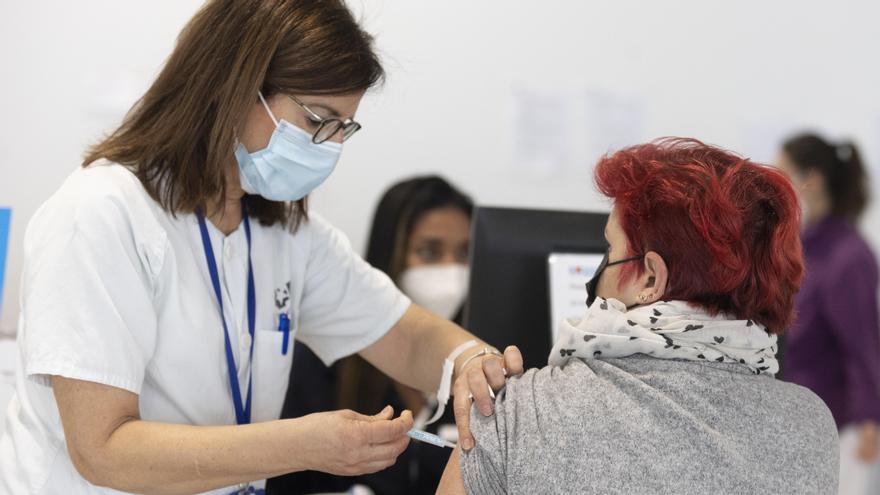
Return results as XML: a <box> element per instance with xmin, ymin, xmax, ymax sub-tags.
<box><xmin>252</xmin><ymin>317</ymin><xmax>296</xmax><ymax>423</ymax></box>
<box><xmin>253</xmin><ymin>279</ymin><xmax>298</xmax><ymax>423</ymax></box>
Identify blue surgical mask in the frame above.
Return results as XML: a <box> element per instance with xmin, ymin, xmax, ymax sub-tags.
<box><xmin>235</xmin><ymin>92</ymin><xmax>342</xmax><ymax>201</ymax></box>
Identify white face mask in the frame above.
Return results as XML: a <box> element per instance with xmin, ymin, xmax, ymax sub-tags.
<box><xmin>399</xmin><ymin>264</ymin><xmax>470</xmax><ymax>320</ymax></box>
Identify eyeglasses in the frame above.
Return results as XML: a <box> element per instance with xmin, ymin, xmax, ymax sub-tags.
<box><xmin>288</xmin><ymin>95</ymin><xmax>362</xmax><ymax>144</ymax></box>
<box><xmin>598</xmin><ymin>252</ymin><xmax>645</xmax><ymax>273</ymax></box>
<box><xmin>584</xmin><ymin>250</ymin><xmax>645</xmax><ymax>300</ymax></box>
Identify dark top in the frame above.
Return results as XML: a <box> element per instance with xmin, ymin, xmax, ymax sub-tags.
<box><xmin>784</xmin><ymin>216</ymin><xmax>880</xmax><ymax>428</ymax></box>
<box><xmin>265</xmin><ymin>342</ymin><xmax>454</xmax><ymax>494</ymax></box>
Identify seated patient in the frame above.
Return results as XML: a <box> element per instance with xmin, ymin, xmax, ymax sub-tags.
<box><xmin>437</xmin><ymin>138</ymin><xmax>838</xmax><ymax>494</ymax></box>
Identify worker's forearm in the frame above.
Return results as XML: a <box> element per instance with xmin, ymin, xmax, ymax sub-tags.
<box><xmin>82</xmin><ymin>418</ymin><xmax>308</xmax><ymax>495</ymax></box>
<box><xmin>361</xmin><ymin>305</ymin><xmax>495</xmax><ymax>396</ymax></box>
<box><xmin>400</xmin><ymin>306</ymin><xmax>491</xmax><ymax>393</ymax></box>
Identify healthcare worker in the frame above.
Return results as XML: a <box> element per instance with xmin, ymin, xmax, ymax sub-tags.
<box><xmin>0</xmin><ymin>1</ymin><xmax>522</xmax><ymax>494</ymax></box>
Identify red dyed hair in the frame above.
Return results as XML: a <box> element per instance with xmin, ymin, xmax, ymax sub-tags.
<box><xmin>594</xmin><ymin>138</ymin><xmax>804</xmax><ymax>333</ymax></box>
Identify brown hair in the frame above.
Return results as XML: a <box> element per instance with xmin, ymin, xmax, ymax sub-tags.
<box><xmin>336</xmin><ymin>177</ymin><xmax>474</xmax><ymax>413</ymax></box>
<box><xmin>783</xmin><ymin>133</ymin><xmax>870</xmax><ymax>223</ymax></box>
<box><xmin>83</xmin><ymin>0</ymin><xmax>384</xmax><ymax>228</ymax></box>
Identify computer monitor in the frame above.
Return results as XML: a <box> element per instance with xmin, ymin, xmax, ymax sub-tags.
<box><xmin>463</xmin><ymin>206</ymin><xmax>609</xmax><ymax>370</ymax></box>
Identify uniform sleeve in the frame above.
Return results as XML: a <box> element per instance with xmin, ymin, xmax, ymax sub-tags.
<box><xmin>459</xmin><ymin>385</ymin><xmax>511</xmax><ymax>494</ymax></box>
<box><xmin>295</xmin><ymin>214</ymin><xmax>411</xmax><ymax>366</ymax></box>
<box><xmin>821</xmin><ymin>246</ymin><xmax>880</xmax><ymax>423</ymax></box>
<box><xmin>21</xmin><ymin>173</ymin><xmax>164</xmax><ymax>394</ymax></box>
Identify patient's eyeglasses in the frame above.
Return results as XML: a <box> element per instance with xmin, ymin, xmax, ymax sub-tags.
<box><xmin>584</xmin><ymin>250</ymin><xmax>646</xmax><ymax>306</ymax></box>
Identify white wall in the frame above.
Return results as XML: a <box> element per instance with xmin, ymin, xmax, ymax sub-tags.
<box><xmin>0</xmin><ymin>338</ymin><xmax>16</xmax><ymax>435</ymax></box>
<box><xmin>2</xmin><ymin>0</ymin><xmax>880</xmax><ymax>335</ymax></box>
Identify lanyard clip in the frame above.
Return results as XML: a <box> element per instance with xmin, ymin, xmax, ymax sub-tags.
<box><xmin>278</xmin><ymin>313</ymin><xmax>291</xmax><ymax>355</ymax></box>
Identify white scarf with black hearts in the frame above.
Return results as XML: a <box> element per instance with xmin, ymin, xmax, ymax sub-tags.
<box><xmin>548</xmin><ymin>297</ymin><xmax>778</xmax><ymax>375</ymax></box>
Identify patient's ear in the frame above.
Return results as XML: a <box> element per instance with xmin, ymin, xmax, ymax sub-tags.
<box><xmin>639</xmin><ymin>251</ymin><xmax>668</xmax><ymax>303</ymax></box>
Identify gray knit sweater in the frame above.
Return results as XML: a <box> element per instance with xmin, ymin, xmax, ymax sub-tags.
<box><xmin>461</xmin><ymin>355</ymin><xmax>838</xmax><ymax>494</ymax></box>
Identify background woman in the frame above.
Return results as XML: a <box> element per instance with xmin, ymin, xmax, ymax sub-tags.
<box><xmin>269</xmin><ymin>176</ymin><xmax>473</xmax><ymax>494</ymax></box>
<box><xmin>777</xmin><ymin>133</ymin><xmax>880</xmax><ymax>494</ymax></box>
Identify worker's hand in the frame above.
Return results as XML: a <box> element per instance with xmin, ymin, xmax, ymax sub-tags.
<box><xmin>857</xmin><ymin>421</ymin><xmax>879</xmax><ymax>463</ymax></box>
<box><xmin>298</xmin><ymin>406</ymin><xmax>412</xmax><ymax>476</ymax></box>
<box><xmin>452</xmin><ymin>345</ymin><xmax>524</xmax><ymax>452</ymax></box>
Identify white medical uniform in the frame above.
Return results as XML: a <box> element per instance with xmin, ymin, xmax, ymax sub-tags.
<box><xmin>0</xmin><ymin>163</ymin><xmax>411</xmax><ymax>494</ymax></box>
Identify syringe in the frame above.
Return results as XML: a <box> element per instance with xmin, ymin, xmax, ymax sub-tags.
<box><xmin>407</xmin><ymin>428</ymin><xmax>456</xmax><ymax>449</ymax></box>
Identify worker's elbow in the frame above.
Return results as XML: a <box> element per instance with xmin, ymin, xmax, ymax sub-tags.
<box><xmin>67</xmin><ymin>443</ymin><xmax>114</xmax><ymax>488</ymax></box>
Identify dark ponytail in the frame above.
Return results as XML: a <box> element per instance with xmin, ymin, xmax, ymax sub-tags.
<box><xmin>782</xmin><ymin>133</ymin><xmax>870</xmax><ymax>222</ymax></box>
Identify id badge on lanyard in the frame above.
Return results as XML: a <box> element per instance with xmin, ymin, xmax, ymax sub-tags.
<box><xmin>196</xmin><ymin>199</ymin><xmax>256</xmax><ymax>426</ymax></box>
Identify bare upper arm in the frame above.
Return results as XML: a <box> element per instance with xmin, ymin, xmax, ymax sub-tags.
<box><xmin>436</xmin><ymin>448</ymin><xmax>467</xmax><ymax>495</ymax></box>
<box><xmin>51</xmin><ymin>376</ymin><xmax>140</xmax><ymax>482</ymax></box>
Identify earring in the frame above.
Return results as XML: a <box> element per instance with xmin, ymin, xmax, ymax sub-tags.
<box><xmin>639</xmin><ymin>293</ymin><xmax>648</xmax><ymax>303</ymax></box>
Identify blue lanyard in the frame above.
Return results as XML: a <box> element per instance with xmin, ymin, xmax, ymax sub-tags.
<box><xmin>196</xmin><ymin>199</ymin><xmax>256</xmax><ymax>425</ymax></box>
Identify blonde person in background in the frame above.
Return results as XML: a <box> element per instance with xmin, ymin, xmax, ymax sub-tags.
<box><xmin>777</xmin><ymin>133</ymin><xmax>880</xmax><ymax>495</ymax></box>
<box><xmin>0</xmin><ymin>2</ymin><xmax>522</xmax><ymax>494</ymax></box>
